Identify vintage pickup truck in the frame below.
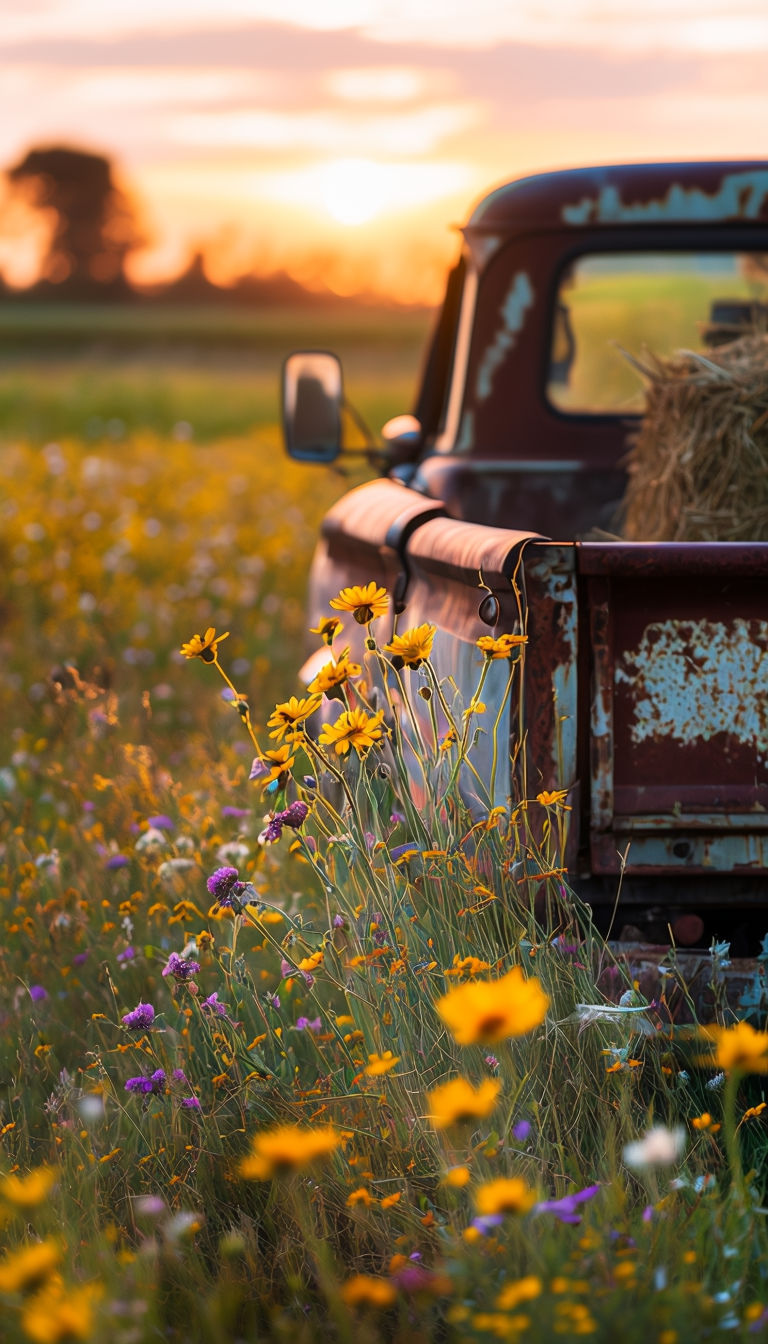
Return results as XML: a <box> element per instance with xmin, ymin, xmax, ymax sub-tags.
<box><xmin>281</xmin><ymin>160</ymin><xmax>768</xmax><ymax>961</ymax></box>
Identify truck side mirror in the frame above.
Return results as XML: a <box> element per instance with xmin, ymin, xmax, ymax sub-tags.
<box><xmin>282</xmin><ymin>351</ymin><xmax>343</xmax><ymax>463</ymax></box>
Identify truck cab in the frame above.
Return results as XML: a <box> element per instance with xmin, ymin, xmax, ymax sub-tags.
<box><xmin>282</xmin><ymin>161</ymin><xmax>768</xmax><ymax>949</ymax></box>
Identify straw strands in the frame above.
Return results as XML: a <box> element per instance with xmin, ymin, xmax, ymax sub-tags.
<box><xmin>622</xmin><ymin>332</ymin><xmax>768</xmax><ymax>541</ymax></box>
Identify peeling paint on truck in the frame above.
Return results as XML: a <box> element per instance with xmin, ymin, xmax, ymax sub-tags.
<box><xmin>615</xmin><ymin>618</ymin><xmax>768</xmax><ymax>758</ymax></box>
<box><xmin>475</xmin><ymin>271</ymin><xmax>533</xmax><ymax>401</ymax></box>
<box><xmin>562</xmin><ymin>169</ymin><xmax>768</xmax><ymax>226</ymax></box>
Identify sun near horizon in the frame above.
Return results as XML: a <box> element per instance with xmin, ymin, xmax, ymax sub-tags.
<box><xmin>2</xmin><ymin>1</ymin><xmax>768</xmax><ymax>305</ymax></box>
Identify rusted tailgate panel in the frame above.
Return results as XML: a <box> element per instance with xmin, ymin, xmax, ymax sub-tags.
<box><xmin>578</xmin><ymin>543</ymin><xmax>768</xmax><ymax>877</ymax></box>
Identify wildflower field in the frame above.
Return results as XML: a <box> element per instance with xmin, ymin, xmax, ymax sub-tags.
<box><xmin>1</xmin><ymin>311</ymin><xmax>768</xmax><ymax>1344</ymax></box>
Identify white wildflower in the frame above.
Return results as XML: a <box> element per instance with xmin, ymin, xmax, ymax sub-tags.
<box><xmin>623</xmin><ymin>1124</ymin><xmax>686</xmax><ymax>1171</ymax></box>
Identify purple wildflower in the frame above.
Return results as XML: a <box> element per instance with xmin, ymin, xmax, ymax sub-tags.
<box><xmin>72</xmin><ymin>951</ymin><xmax>89</xmax><ymax>966</ymax></box>
<box><xmin>512</xmin><ymin>1120</ymin><xmax>531</xmax><ymax>1142</ymax></box>
<box><xmin>206</xmin><ymin>866</ymin><xmax>246</xmax><ymax>907</ymax></box>
<box><xmin>485</xmin><ymin>1055</ymin><xmax>500</xmax><ymax>1072</ymax></box>
<box><xmin>280</xmin><ymin>959</ymin><xmax>293</xmax><ymax>979</ymax></box>
<box><xmin>162</xmin><ymin>952</ymin><xmax>200</xmax><ymax>980</ymax></box>
<box><xmin>105</xmin><ymin>854</ymin><xmax>129</xmax><ymax>870</ymax></box>
<box><xmin>181</xmin><ymin>1096</ymin><xmax>201</xmax><ymax>1110</ymax></box>
<box><xmin>171</xmin><ymin>1068</ymin><xmax>188</xmax><ymax>1084</ymax></box>
<box><xmin>281</xmin><ymin>800</ymin><xmax>309</xmax><ymax>829</ymax></box>
<box><xmin>333</xmin><ymin>914</ymin><xmax>345</xmax><ymax>928</ymax></box>
<box><xmin>117</xmin><ymin>946</ymin><xmax>136</xmax><ymax>963</ymax></box>
<box><xmin>390</xmin><ymin>811</ymin><xmax>405</xmax><ymax>825</ymax></box>
<box><xmin>29</xmin><ymin>985</ymin><xmax>48</xmax><ymax>1002</ymax></box>
<box><xmin>295</xmin><ymin>1016</ymin><xmax>322</xmax><ymax>1033</ymax></box>
<box><xmin>221</xmin><ymin>806</ymin><xmax>249</xmax><ymax>819</ymax></box>
<box><xmin>249</xmin><ymin>757</ymin><xmax>269</xmax><ymax>781</ymax></box>
<box><xmin>147</xmin><ymin>815</ymin><xmax>174</xmax><ymax>831</ymax></box>
<box><xmin>125</xmin><ymin>1069</ymin><xmax>166</xmax><ymax>1095</ymax></box>
<box><xmin>268</xmin><ymin>993</ymin><xmax>281</xmax><ymax>1010</ymax></box>
<box><xmin>471</xmin><ymin>1214</ymin><xmax>504</xmax><ymax>1235</ymax></box>
<box><xmin>121</xmin><ymin>1001</ymin><xmax>155</xmax><ymax>1030</ymax></box>
<box><xmin>534</xmin><ymin>1184</ymin><xmax>601</xmax><ymax>1225</ymax></box>
<box><xmin>201</xmin><ymin>992</ymin><xmax>228</xmax><ymax>1017</ymax></box>
<box><xmin>259</xmin><ymin>816</ymin><xmax>284</xmax><ymax>845</ymax></box>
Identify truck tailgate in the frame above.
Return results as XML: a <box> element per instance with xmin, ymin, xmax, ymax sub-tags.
<box><xmin>578</xmin><ymin>542</ymin><xmax>768</xmax><ymax>877</ymax></box>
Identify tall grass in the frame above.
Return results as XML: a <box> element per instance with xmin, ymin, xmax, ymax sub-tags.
<box><xmin>1</xmin><ymin>354</ymin><xmax>767</xmax><ymax>1342</ymax></box>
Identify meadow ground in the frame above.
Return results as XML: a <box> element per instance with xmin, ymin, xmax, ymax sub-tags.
<box><xmin>1</xmin><ymin>304</ymin><xmax>768</xmax><ymax>1344</ymax></box>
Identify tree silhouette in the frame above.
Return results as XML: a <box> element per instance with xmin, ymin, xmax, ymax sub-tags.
<box><xmin>6</xmin><ymin>145</ymin><xmax>145</xmax><ymax>296</ymax></box>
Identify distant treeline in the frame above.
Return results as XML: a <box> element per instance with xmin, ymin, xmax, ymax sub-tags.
<box><xmin>2</xmin><ymin>143</ymin><xmax>421</xmax><ymax>311</ymax></box>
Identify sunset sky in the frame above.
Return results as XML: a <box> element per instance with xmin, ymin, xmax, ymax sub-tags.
<box><xmin>3</xmin><ymin>0</ymin><xmax>768</xmax><ymax>302</ymax></box>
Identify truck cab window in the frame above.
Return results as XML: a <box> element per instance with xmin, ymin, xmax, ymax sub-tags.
<box><xmin>547</xmin><ymin>251</ymin><xmax>768</xmax><ymax>415</ymax></box>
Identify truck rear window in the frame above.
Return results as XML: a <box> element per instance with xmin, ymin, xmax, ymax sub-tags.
<box><xmin>547</xmin><ymin>251</ymin><xmax>768</xmax><ymax>415</ymax></box>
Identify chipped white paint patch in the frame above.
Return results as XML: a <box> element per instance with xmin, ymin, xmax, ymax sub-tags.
<box><xmin>475</xmin><ymin>271</ymin><xmax>533</xmax><ymax>401</ymax></box>
<box><xmin>454</xmin><ymin>409</ymin><xmax>475</xmax><ymax>455</ymax></box>
<box><xmin>616</xmin><ymin>618</ymin><xmax>768</xmax><ymax>758</ymax></box>
<box><xmin>465</xmin><ymin>233</ymin><xmax>504</xmax><ymax>271</ymax></box>
<box><xmin>562</xmin><ymin>170</ymin><xmax>768</xmax><ymax>227</ymax></box>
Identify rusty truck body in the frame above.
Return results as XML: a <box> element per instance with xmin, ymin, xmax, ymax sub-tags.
<box><xmin>282</xmin><ymin>161</ymin><xmax>768</xmax><ymax>959</ymax></box>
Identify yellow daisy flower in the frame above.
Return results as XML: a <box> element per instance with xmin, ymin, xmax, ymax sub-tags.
<box><xmin>536</xmin><ymin>789</ymin><xmax>570</xmax><ymax>807</ymax></box>
<box><xmin>253</xmin><ymin>745</ymin><xmax>296</xmax><ymax>789</ymax></box>
<box><xmin>330</xmin><ymin>582</ymin><xmax>389</xmax><ymax>625</ymax></box>
<box><xmin>475</xmin><ymin>1177</ymin><xmax>536</xmax><ymax>1216</ymax></box>
<box><xmin>364</xmin><ymin>1050</ymin><xmax>400</xmax><ymax>1076</ymax></box>
<box><xmin>0</xmin><ymin>1165</ymin><xmax>57</xmax><ymax>1208</ymax></box>
<box><xmin>435</xmin><ymin>967</ymin><xmax>549</xmax><ymax>1045</ymax></box>
<box><xmin>238</xmin><ymin>1124</ymin><xmax>340</xmax><ymax>1180</ymax></box>
<box><xmin>179</xmin><ymin>626</ymin><xmax>229</xmax><ymax>662</ymax></box>
<box><xmin>22</xmin><ymin>1282</ymin><xmax>99</xmax><ymax>1344</ymax></box>
<box><xmin>340</xmin><ymin>1275</ymin><xmax>397</xmax><ymax>1307</ymax></box>
<box><xmin>0</xmin><ymin>1240</ymin><xmax>60</xmax><ymax>1294</ymax></box>
<box><xmin>427</xmin><ymin>1077</ymin><xmax>501</xmax><ymax>1129</ymax></box>
<box><xmin>703</xmin><ymin>1021</ymin><xmax>768</xmax><ymax>1074</ymax></box>
<box><xmin>308</xmin><ymin>650</ymin><xmax>363</xmax><ymax>697</ymax></box>
<box><xmin>267</xmin><ymin>695</ymin><xmax>321</xmax><ymax>742</ymax></box>
<box><xmin>309</xmin><ymin>616</ymin><xmax>343</xmax><ymax>645</ymax></box>
<box><xmin>384</xmin><ymin>623</ymin><xmax>436</xmax><ymax>669</ymax></box>
<box><xmin>319</xmin><ymin>708</ymin><xmax>385</xmax><ymax>758</ymax></box>
<box><xmin>476</xmin><ymin>633</ymin><xmax>528</xmax><ymax>660</ymax></box>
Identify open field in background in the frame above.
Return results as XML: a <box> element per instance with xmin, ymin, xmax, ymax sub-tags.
<box><xmin>1</xmin><ymin>303</ymin><xmax>768</xmax><ymax>1342</ymax></box>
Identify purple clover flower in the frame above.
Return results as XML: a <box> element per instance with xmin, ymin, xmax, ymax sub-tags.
<box><xmin>333</xmin><ymin>914</ymin><xmax>345</xmax><ymax>928</ymax></box>
<box><xmin>534</xmin><ymin>1183</ymin><xmax>601</xmax><ymax>1225</ymax></box>
<box><xmin>201</xmin><ymin>992</ymin><xmax>228</xmax><ymax>1017</ymax></box>
<box><xmin>206</xmin><ymin>866</ymin><xmax>246</xmax><ymax>907</ymax></box>
<box><xmin>512</xmin><ymin>1120</ymin><xmax>531</xmax><ymax>1142</ymax></box>
<box><xmin>181</xmin><ymin>1096</ymin><xmax>201</xmax><ymax>1110</ymax></box>
<box><xmin>295</xmin><ymin>1016</ymin><xmax>322</xmax><ymax>1033</ymax></box>
<box><xmin>105</xmin><ymin>854</ymin><xmax>130</xmax><ymax>871</ymax></box>
<box><xmin>171</xmin><ymin>1068</ymin><xmax>188</xmax><ymax>1084</ymax></box>
<box><xmin>147</xmin><ymin>815</ymin><xmax>175</xmax><ymax>831</ymax></box>
<box><xmin>121</xmin><ymin>1001</ymin><xmax>155</xmax><ymax>1030</ymax></box>
<box><xmin>162</xmin><ymin>952</ymin><xmax>200</xmax><ymax>980</ymax></box>
<box><xmin>259</xmin><ymin>800</ymin><xmax>309</xmax><ymax>846</ymax></box>
<box><xmin>125</xmin><ymin>1069</ymin><xmax>166</xmax><ymax>1095</ymax></box>
<box><xmin>29</xmin><ymin>985</ymin><xmax>48</xmax><ymax>1002</ymax></box>
<box><xmin>117</xmin><ymin>946</ymin><xmax>136</xmax><ymax>963</ymax></box>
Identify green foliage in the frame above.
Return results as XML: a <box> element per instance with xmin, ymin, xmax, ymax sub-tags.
<box><xmin>0</xmin><ymin>361</ymin><xmax>767</xmax><ymax>1342</ymax></box>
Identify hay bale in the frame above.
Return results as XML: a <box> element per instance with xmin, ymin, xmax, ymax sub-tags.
<box><xmin>621</xmin><ymin>332</ymin><xmax>768</xmax><ymax>541</ymax></box>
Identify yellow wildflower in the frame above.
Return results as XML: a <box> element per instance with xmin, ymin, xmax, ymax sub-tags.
<box><xmin>443</xmin><ymin>1166</ymin><xmax>472</xmax><ymax>1188</ymax></box>
<box><xmin>427</xmin><ymin>1077</ymin><xmax>501</xmax><ymax>1129</ymax></box>
<box><xmin>364</xmin><ymin>1051</ymin><xmax>400</xmax><ymax>1076</ymax></box>
<box><xmin>346</xmin><ymin>1187</ymin><xmax>374</xmax><ymax>1207</ymax></box>
<box><xmin>0</xmin><ymin>1166</ymin><xmax>57</xmax><ymax>1208</ymax></box>
<box><xmin>445</xmin><ymin>954</ymin><xmax>492</xmax><ymax>978</ymax></box>
<box><xmin>308</xmin><ymin>650</ymin><xmax>363</xmax><ymax>696</ymax></box>
<box><xmin>309</xmin><ymin>616</ymin><xmax>343</xmax><ymax>645</ymax></box>
<box><xmin>179</xmin><ymin>627</ymin><xmax>229</xmax><ymax>662</ymax></box>
<box><xmin>319</xmin><ymin>708</ymin><xmax>386</xmax><ymax>759</ymax></box>
<box><xmin>475</xmin><ymin>1177</ymin><xmax>536</xmax><ymax>1217</ymax></box>
<box><xmin>330</xmin><ymin>582</ymin><xmax>389</xmax><ymax>625</ymax></box>
<box><xmin>703</xmin><ymin>1021</ymin><xmax>768</xmax><ymax>1074</ymax></box>
<box><xmin>496</xmin><ymin>1276</ymin><xmax>542</xmax><ymax>1311</ymax></box>
<box><xmin>267</xmin><ymin>695</ymin><xmax>321</xmax><ymax>742</ymax></box>
<box><xmin>435</xmin><ymin>967</ymin><xmax>549</xmax><ymax>1045</ymax></box>
<box><xmin>22</xmin><ymin>1282</ymin><xmax>98</xmax><ymax>1343</ymax></box>
<box><xmin>340</xmin><ymin>1275</ymin><xmax>396</xmax><ymax>1308</ymax></box>
<box><xmin>384</xmin><ymin>624</ymin><xmax>436</xmax><ymax>669</ymax></box>
<box><xmin>254</xmin><ymin>745</ymin><xmax>296</xmax><ymax>788</ymax></box>
<box><xmin>380</xmin><ymin>1191</ymin><xmax>401</xmax><ymax>1208</ymax></box>
<box><xmin>476</xmin><ymin>633</ymin><xmax>528</xmax><ymax>660</ymax></box>
<box><xmin>742</xmin><ymin>1102</ymin><xmax>767</xmax><ymax>1122</ymax></box>
<box><xmin>0</xmin><ymin>1240</ymin><xmax>60</xmax><ymax>1294</ymax></box>
<box><xmin>536</xmin><ymin>789</ymin><xmax>570</xmax><ymax>808</ymax></box>
<box><xmin>238</xmin><ymin>1124</ymin><xmax>340</xmax><ymax>1180</ymax></box>
<box><xmin>692</xmin><ymin>1112</ymin><xmax>721</xmax><ymax>1133</ymax></box>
